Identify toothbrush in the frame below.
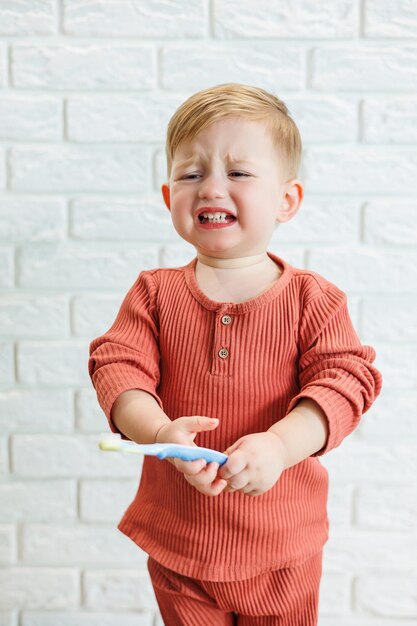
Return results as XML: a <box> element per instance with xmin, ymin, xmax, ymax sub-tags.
<box><xmin>99</xmin><ymin>438</ymin><xmax>228</xmax><ymax>466</ymax></box>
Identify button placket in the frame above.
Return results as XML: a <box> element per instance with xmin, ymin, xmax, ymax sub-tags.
<box><xmin>211</xmin><ymin>309</ymin><xmax>233</xmax><ymax>375</ymax></box>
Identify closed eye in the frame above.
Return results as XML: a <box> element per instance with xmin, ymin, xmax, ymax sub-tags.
<box><xmin>182</xmin><ymin>172</ymin><xmax>250</xmax><ymax>180</ymax></box>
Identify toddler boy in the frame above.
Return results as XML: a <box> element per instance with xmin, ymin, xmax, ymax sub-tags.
<box><xmin>89</xmin><ymin>83</ymin><xmax>382</xmax><ymax>625</ymax></box>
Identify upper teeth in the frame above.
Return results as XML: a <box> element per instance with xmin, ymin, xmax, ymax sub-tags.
<box><xmin>200</xmin><ymin>212</ymin><xmax>230</xmax><ymax>219</ymax></box>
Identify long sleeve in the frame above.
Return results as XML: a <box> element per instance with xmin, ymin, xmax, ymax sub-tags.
<box><xmin>90</xmin><ymin>253</ymin><xmax>383</xmax><ymax>579</ymax></box>
<box><xmin>88</xmin><ymin>271</ymin><xmax>163</xmax><ymax>434</ymax></box>
<box><xmin>286</xmin><ymin>284</ymin><xmax>382</xmax><ymax>456</ymax></box>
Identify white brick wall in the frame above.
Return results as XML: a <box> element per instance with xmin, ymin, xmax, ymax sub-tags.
<box><xmin>0</xmin><ymin>1</ymin><xmax>416</xmax><ymax>624</ymax></box>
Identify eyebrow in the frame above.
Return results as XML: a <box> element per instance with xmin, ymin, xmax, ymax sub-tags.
<box><xmin>173</xmin><ymin>154</ymin><xmax>254</xmax><ymax>169</ymax></box>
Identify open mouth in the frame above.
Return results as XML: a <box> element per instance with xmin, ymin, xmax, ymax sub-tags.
<box><xmin>198</xmin><ymin>215</ymin><xmax>236</xmax><ymax>224</ymax></box>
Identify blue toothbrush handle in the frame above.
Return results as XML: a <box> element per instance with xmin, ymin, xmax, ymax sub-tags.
<box><xmin>156</xmin><ymin>444</ymin><xmax>228</xmax><ymax>466</ymax></box>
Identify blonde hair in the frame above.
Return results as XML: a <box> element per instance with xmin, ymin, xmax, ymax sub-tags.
<box><xmin>165</xmin><ymin>83</ymin><xmax>302</xmax><ymax>182</ymax></box>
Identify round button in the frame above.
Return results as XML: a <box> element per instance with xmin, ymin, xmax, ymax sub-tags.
<box><xmin>218</xmin><ymin>348</ymin><xmax>229</xmax><ymax>359</ymax></box>
<box><xmin>221</xmin><ymin>314</ymin><xmax>232</xmax><ymax>325</ymax></box>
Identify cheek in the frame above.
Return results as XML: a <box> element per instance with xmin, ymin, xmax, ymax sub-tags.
<box><xmin>169</xmin><ymin>203</ymin><xmax>195</xmax><ymax>235</ymax></box>
<box><xmin>170</xmin><ymin>188</ymin><xmax>193</xmax><ymax>210</ymax></box>
<box><xmin>235</xmin><ymin>184</ymin><xmax>265</xmax><ymax>206</ymax></box>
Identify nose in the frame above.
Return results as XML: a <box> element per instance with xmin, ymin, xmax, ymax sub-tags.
<box><xmin>198</xmin><ymin>173</ymin><xmax>226</xmax><ymax>200</ymax></box>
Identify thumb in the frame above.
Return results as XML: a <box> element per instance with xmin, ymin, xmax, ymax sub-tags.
<box><xmin>182</xmin><ymin>415</ymin><xmax>219</xmax><ymax>434</ymax></box>
<box><xmin>223</xmin><ymin>437</ymin><xmax>243</xmax><ymax>456</ymax></box>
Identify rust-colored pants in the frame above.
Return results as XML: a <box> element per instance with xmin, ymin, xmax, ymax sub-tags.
<box><xmin>147</xmin><ymin>551</ymin><xmax>322</xmax><ymax>626</ymax></box>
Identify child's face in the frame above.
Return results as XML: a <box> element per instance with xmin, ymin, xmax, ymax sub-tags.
<box><xmin>161</xmin><ymin>116</ymin><xmax>303</xmax><ymax>259</ymax></box>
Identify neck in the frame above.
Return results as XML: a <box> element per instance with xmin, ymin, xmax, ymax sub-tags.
<box><xmin>196</xmin><ymin>252</ymin><xmax>270</xmax><ymax>270</ymax></box>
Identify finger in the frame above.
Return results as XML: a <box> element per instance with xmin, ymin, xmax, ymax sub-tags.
<box><xmin>246</xmin><ymin>489</ymin><xmax>263</xmax><ymax>497</ymax></box>
<box><xmin>186</xmin><ymin>462</ymin><xmax>219</xmax><ymax>487</ymax></box>
<box><xmin>208</xmin><ymin>478</ymin><xmax>228</xmax><ymax>496</ymax></box>
<box><xmin>222</xmin><ymin>436</ymin><xmax>245</xmax><ymax>457</ymax></box>
<box><xmin>199</xmin><ymin>462</ymin><xmax>220</xmax><ymax>485</ymax></box>
<box><xmin>219</xmin><ymin>449</ymin><xmax>247</xmax><ymax>480</ymax></box>
<box><xmin>181</xmin><ymin>415</ymin><xmax>220</xmax><ymax>434</ymax></box>
<box><xmin>174</xmin><ymin>458</ymin><xmax>207</xmax><ymax>475</ymax></box>
<box><xmin>224</xmin><ymin>468</ymin><xmax>251</xmax><ymax>491</ymax></box>
<box><xmin>185</xmin><ymin>474</ymin><xmax>228</xmax><ymax>497</ymax></box>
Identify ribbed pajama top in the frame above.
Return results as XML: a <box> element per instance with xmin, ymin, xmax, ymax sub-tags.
<box><xmin>88</xmin><ymin>251</ymin><xmax>382</xmax><ymax>581</ymax></box>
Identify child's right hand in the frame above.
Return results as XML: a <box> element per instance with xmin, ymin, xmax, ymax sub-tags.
<box><xmin>155</xmin><ymin>416</ymin><xmax>228</xmax><ymax>497</ymax></box>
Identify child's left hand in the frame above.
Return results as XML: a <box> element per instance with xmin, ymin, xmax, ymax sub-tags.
<box><xmin>218</xmin><ymin>432</ymin><xmax>288</xmax><ymax>496</ymax></box>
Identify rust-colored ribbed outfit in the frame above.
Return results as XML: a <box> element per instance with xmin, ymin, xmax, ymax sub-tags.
<box><xmin>88</xmin><ymin>251</ymin><xmax>382</xmax><ymax>588</ymax></box>
<box><xmin>147</xmin><ymin>552</ymin><xmax>323</xmax><ymax>625</ymax></box>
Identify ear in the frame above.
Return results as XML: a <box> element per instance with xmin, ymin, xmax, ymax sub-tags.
<box><xmin>161</xmin><ymin>183</ymin><xmax>171</xmax><ymax>211</ymax></box>
<box><xmin>276</xmin><ymin>180</ymin><xmax>304</xmax><ymax>223</ymax></box>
